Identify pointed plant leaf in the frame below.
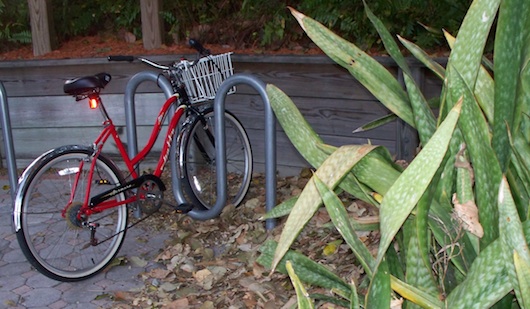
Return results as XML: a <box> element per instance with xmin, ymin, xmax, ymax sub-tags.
<box><xmin>445</xmin><ymin>0</ymin><xmax>500</xmax><ymax>105</ymax></box>
<box><xmin>271</xmin><ymin>145</ymin><xmax>377</xmax><ymax>273</ymax></box>
<box><xmin>397</xmin><ymin>35</ymin><xmax>446</xmax><ymax>80</ymax></box>
<box><xmin>257</xmin><ymin>240</ymin><xmax>350</xmax><ymax>295</ymax></box>
<box><xmin>288</xmin><ymin>7</ymin><xmax>415</xmax><ymax>127</ymax></box>
<box><xmin>446</xmin><ymin>214</ymin><xmax>530</xmax><ymax>308</ymax></box>
<box><xmin>366</xmin><ymin>257</ymin><xmax>390</xmax><ymax>309</ymax></box>
<box><xmin>376</xmin><ymin>100</ymin><xmax>462</xmax><ymax>266</ymax></box>
<box><xmin>444</xmin><ymin>31</ymin><xmax>495</xmax><ymax>123</ymax></box>
<box><xmin>363</xmin><ymin>1</ymin><xmax>436</xmax><ymax>145</ymax></box>
<box><xmin>261</xmin><ymin>196</ymin><xmax>298</xmax><ymax>219</ymax></box>
<box><xmin>266</xmin><ymin>84</ymin><xmax>327</xmax><ymax>168</ymax></box>
<box><xmin>390</xmin><ymin>276</ymin><xmax>444</xmax><ymax>308</ymax></box>
<box><xmin>514</xmin><ymin>251</ymin><xmax>530</xmax><ymax>309</ymax></box>
<box><xmin>267</xmin><ymin>84</ymin><xmax>377</xmax><ymax>203</ymax></box>
<box><xmin>498</xmin><ymin>177</ymin><xmax>530</xmax><ymax>306</ymax></box>
<box><xmin>286</xmin><ymin>261</ymin><xmax>314</xmax><ymax>309</ymax></box>
<box><xmin>453</xmin><ymin>66</ymin><xmax>501</xmax><ymax>246</ymax></box>
<box><xmin>492</xmin><ymin>0</ymin><xmax>529</xmax><ymax>171</ymax></box>
<box><xmin>353</xmin><ymin>113</ymin><xmax>397</xmax><ymax>134</ymax></box>
<box><xmin>314</xmin><ymin>175</ymin><xmax>375</xmax><ymax>276</ymax></box>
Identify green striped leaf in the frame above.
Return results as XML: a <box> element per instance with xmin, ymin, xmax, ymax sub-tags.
<box><xmin>498</xmin><ymin>176</ymin><xmax>530</xmax><ymax>306</ymax></box>
<box><xmin>390</xmin><ymin>276</ymin><xmax>444</xmax><ymax>309</ymax></box>
<box><xmin>450</xmin><ymin>67</ymin><xmax>502</xmax><ymax>246</ymax></box>
<box><xmin>512</xmin><ymin>1</ymin><xmax>530</xmax><ymax>135</ymax></box>
<box><xmin>352</xmin><ymin>114</ymin><xmax>397</xmax><ymax>134</ymax></box>
<box><xmin>397</xmin><ymin>35</ymin><xmax>445</xmax><ymax>80</ymax></box>
<box><xmin>270</xmin><ymin>144</ymin><xmax>377</xmax><ymax>273</ymax></box>
<box><xmin>445</xmin><ymin>0</ymin><xmax>500</xmax><ymax>109</ymax></box>
<box><xmin>289</xmin><ymin>7</ymin><xmax>415</xmax><ymax>127</ymax></box>
<box><xmin>266</xmin><ymin>84</ymin><xmax>327</xmax><ymax>168</ymax></box>
<box><xmin>349</xmin><ymin>277</ymin><xmax>360</xmax><ymax>309</ymax></box>
<box><xmin>364</xmin><ymin>2</ymin><xmax>436</xmax><ymax>145</ymax></box>
<box><xmin>365</xmin><ymin>257</ymin><xmax>390</xmax><ymax>309</ymax></box>
<box><xmin>261</xmin><ymin>196</ymin><xmax>298</xmax><ymax>219</ymax></box>
<box><xmin>492</xmin><ymin>0</ymin><xmax>529</xmax><ymax>171</ymax></box>
<box><xmin>267</xmin><ymin>84</ymin><xmax>380</xmax><ymax>203</ymax></box>
<box><xmin>314</xmin><ymin>175</ymin><xmax>375</xmax><ymax>276</ymax></box>
<box><xmin>445</xmin><ymin>211</ymin><xmax>530</xmax><ymax>308</ymax></box>
<box><xmin>405</xmin><ymin>216</ymin><xmax>438</xmax><ymax>303</ymax></box>
<box><xmin>286</xmin><ymin>261</ymin><xmax>314</xmax><ymax>309</ymax></box>
<box><xmin>514</xmin><ymin>251</ymin><xmax>530</xmax><ymax>309</ymax></box>
<box><xmin>445</xmin><ymin>231</ymin><xmax>511</xmax><ymax>308</ymax></box>
<box><xmin>257</xmin><ymin>240</ymin><xmax>351</xmax><ymax>295</ymax></box>
<box><xmin>443</xmin><ymin>32</ymin><xmax>494</xmax><ymax>123</ymax></box>
<box><xmin>376</xmin><ymin>100</ymin><xmax>462</xmax><ymax>266</ymax></box>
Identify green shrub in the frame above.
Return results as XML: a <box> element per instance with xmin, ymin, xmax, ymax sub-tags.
<box><xmin>259</xmin><ymin>0</ymin><xmax>530</xmax><ymax>307</ymax></box>
<box><xmin>0</xmin><ymin>0</ymin><xmax>473</xmax><ymax>52</ymax></box>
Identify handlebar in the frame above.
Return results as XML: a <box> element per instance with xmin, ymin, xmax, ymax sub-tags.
<box><xmin>108</xmin><ymin>38</ymin><xmax>210</xmax><ymax>70</ymax></box>
<box><xmin>107</xmin><ymin>55</ymin><xmax>171</xmax><ymax>70</ymax></box>
<box><xmin>107</xmin><ymin>55</ymin><xmax>134</xmax><ymax>62</ymax></box>
<box><xmin>189</xmin><ymin>39</ymin><xmax>210</xmax><ymax>56</ymax></box>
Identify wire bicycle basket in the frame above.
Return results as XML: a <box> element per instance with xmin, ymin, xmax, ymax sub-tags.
<box><xmin>181</xmin><ymin>52</ymin><xmax>235</xmax><ymax>103</ymax></box>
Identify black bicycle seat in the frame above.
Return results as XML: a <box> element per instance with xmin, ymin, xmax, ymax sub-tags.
<box><xmin>64</xmin><ymin>72</ymin><xmax>111</xmax><ymax>96</ymax></box>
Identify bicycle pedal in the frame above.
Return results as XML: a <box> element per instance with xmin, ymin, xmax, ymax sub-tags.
<box><xmin>174</xmin><ymin>203</ymin><xmax>194</xmax><ymax>214</ymax></box>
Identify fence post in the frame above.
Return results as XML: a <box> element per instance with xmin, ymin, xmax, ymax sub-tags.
<box><xmin>140</xmin><ymin>0</ymin><xmax>163</xmax><ymax>50</ymax></box>
<box><xmin>27</xmin><ymin>0</ymin><xmax>57</xmax><ymax>56</ymax></box>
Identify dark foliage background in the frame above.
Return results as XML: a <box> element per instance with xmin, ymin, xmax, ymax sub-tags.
<box><xmin>0</xmin><ymin>0</ymin><xmax>472</xmax><ymax>53</ymax></box>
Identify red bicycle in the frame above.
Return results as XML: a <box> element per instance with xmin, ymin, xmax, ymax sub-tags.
<box><xmin>13</xmin><ymin>40</ymin><xmax>253</xmax><ymax>281</ymax></box>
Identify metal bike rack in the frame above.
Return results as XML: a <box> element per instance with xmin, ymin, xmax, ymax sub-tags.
<box><xmin>0</xmin><ymin>81</ymin><xmax>18</xmax><ymax>203</ymax></box>
<box><xmin>123</xmin><ymin>72</ymin><xmax>277</xmax><ymax>229</ymax></box>
<box><xmin>204</xmin><ymin>74</ymin><xmax>277</xmax><ymax>230</ymax></box>
<box><xmin>123</xmin><ymin>71</ymin><xmax>189</xmax><ymax>206</ymax></box>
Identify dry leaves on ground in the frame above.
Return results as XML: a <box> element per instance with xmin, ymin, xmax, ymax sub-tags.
<box><xmin>101</xmin><ymin>169</ymin><xmax>380</xmax><ymax>308</ymax></box>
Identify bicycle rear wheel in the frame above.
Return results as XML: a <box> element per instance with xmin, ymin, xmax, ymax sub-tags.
<box><xmin>179</xmin><ymin>108</ymin><xmax>252</xmax><ymax>212</ymax></box>
<box><xmin>13</xmin><ymin>145</ymin><xmax>127</xmax><ymax>281</ymax></box>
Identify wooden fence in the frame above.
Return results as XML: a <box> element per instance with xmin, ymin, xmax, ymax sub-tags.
<box><xmin>0</xmin><ymin>54</ymin><xmax>442</xmax><ymax>176</ymax></box>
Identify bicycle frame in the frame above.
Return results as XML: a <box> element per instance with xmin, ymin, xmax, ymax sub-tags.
<box><xmin>65</xmin><ymin>93</ymin><xmax>187</xmax><ymax>218</ymax></box>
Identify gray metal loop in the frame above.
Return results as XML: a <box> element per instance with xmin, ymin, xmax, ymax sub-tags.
<box><xmin>0</xmin><ymin>81</ymin><xmax>18</xmax><ymax>203</ymax></box>
<box><xmin>186</xmin><ymin>74</ymin><xmax>277</xmax><ymax>229</ymax></box>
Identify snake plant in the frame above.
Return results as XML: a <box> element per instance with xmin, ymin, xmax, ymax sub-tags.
<box><xmin>257</xmin><ymin>0</ymin><xmax>530</xmax><ymax>307</ymax></box>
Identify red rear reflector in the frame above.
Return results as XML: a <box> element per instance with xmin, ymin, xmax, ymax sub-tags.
<box><xmin>89</xmin><ymin>98</ymin><xmax>98</xmax><ymax>109</ymax></box>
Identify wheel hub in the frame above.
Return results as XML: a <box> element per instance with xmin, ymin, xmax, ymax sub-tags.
<box><xmin>64</xmin><ymin>202</ymin><xmax>84</xmax><ymax>229</ymax></box>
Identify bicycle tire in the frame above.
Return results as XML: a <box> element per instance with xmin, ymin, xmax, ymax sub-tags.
<box><xmin>13</xmin><ymin>145</ymin><xmax>128</xmax><ymax>282</ymax></box>
<box><xmin>179</xmin><ymin>108</ymin><xmax>252</xmax><ymax>214</ymax></box>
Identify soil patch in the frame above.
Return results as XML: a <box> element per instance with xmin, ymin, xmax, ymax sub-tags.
<box><xmin>0</xmin><ymin>35</ymin><xmax>324</xmax><ymax>61</ymax></box>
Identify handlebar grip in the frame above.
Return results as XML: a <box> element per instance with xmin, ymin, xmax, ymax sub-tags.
<box><xmin>189</xmin><ymin>39</ymin><xmax>210</xmax><ymax>55</ymax></box>
<box><xmin>107</xmin><ymin>55</ymin><xmax>134</xmax><ymax>62</ymax></box>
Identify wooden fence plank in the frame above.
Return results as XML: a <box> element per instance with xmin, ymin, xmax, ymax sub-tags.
<box><xmin>0</xmin><ymin>55</ymin><xmax>443</xmax><ymax>175</ymax></box>
<box><xmin>140</xmin><ymin>0</ymin><xmax>163</xmax><ymax>50</ymax></box>
<box><xmin>27</xmin><ymin>0</ymin><xmax>57</xmax><ymax>56</ymax></box>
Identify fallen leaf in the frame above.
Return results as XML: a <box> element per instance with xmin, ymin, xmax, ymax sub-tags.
<box><xmin>129</xmin><ymin>256</ymin><xmax>148</xmax><ymax>267</ymax></box>
<box><xmin>323</xmin><ymin>239</ymin><xmax>343</xmax><ymax>256</ymax></box>
<box><xmin>163</xmin><ymin>298</ymin><xmax>189</xmax><ymax>309</ymax></box>
<box><xmin>199</xmin><ymin>301</ymin><xmax>215</xmax><ymax>309</ymax></box>
<box><xmin>391</xmin><ymin>297</ymin><xmax>404</xmax><ymax>309</ymax></box>
<box><xmin>452</xmin><ymin>194</ymin><xmax>484</xmax><ymax>238</ymax></box>
<box><xmin>160</xmin><ymin>282</ymin><xmax>179</xmax><ymax>292</ymax></box>
<box><xmin>147</xmin><ymin>268</ymin><xmax>172</xmax><ymax>279</ymax></box>
<box><xmin>194</xmin><ymin>268</ymin><xmax>214</xmax><ymax>290</ymax></box>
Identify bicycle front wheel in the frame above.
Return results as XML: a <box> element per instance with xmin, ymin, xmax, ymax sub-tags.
<box><xmin>13</xmin><ymin>146</ymin><xmax>128</xmax><ymax>281</ymax></box>
<box><xmin>180</xmin><ymin>108</ymin><xmax>252</xmax><ymax>212</ymax></box>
